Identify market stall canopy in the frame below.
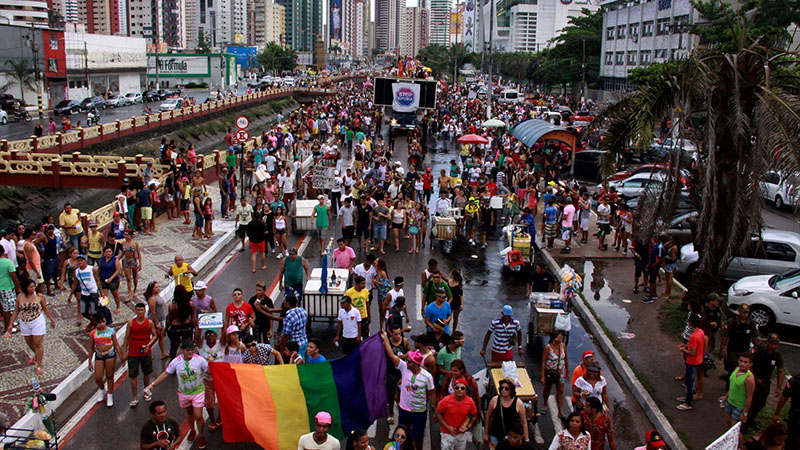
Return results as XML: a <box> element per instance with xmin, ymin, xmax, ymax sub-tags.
<box><xmin>457</xmin><ymin>134</ymin><xmax>489</xmax><ymax>144</ymax></box>
<box><xmin>511</xmin><ymin>119</ymin><xmax>576</xmax><ymax>148</ymax></box>
<box><xmin>481</xmin><ymin>118</ymin><xmax>506</xmax><ymax>128</ymax></box>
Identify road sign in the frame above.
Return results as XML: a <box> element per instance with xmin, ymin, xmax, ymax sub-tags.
<box><xmin>236</xmin><ymin>115</ymin><xmax>249</xmax><ymax>129</ymax></box>
<box><xmin>235</xmin><ymin>129</ymin><xmax>250</xmax><ymax>143</ymax></box>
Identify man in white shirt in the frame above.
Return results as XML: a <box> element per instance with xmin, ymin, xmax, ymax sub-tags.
<box><xmin>298</xmin><ymin>412</ymin><xmax>340</xmax><ymax>450</ymax></box>
<box><xmin>353</xmin><ymin>254</ymin><xmax>377</xmax><ymax>292</ymax></box>
<box><xmin>434</xmin><ymin>191</ymin><xmax>452</xmax><ymax>217</ymax></box>
<box><xmin>339</xmin><ymin>199</ymin><xmax>356</xmax><ymax>246</ymax></box>
<box><xmin>0</xmin><ymin>228</ymin><xmax>18</xmax><ymax>268</ymax></box>
<box><xmin>334</xmin><ymin>297</ymin><xmax>362</xmax><ymax>354</ymax></box>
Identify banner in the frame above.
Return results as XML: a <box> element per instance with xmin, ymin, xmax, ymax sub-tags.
<box><xmin>312</xmin><ymin>166</ymin><xmax>336</xmax><ymax>189</ymax></box>
<box><xmin>198</xmin><ymin>312</ymin><xmax>223</xmax><ymax>329</ymax></box>
<box><xmin>330</xmin><ymin>0</ymin><xmax>342</xmax><ymax>42</ymax></box>
<box><xmin>705</xmin><ymin>422</ymin><xmax>740</xmax><ymax>450</ymax></box>
<box><xmin>391</xmin><ymin>82</ymin><xmax>421</xmax><ymax>112</ymax></box>
<box><xmin>450</xmin><ymin>11</ymin><xmax>462</xmax><ymax>35</ymax></box>
<box><xmin>462</xmin><ymin>0</ymin><xmax>475</xmax><ymax>49</ymax></box>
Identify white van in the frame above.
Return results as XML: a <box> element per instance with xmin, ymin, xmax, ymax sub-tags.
<box><xmin>499</xmin><ymin>89</ymin><xmax>522</xmax><ymax>103</ymax></box>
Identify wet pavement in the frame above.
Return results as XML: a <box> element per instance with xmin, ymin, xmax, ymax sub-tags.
<box><xmin>50</xmin><ymin>131</ymin><xmax>656</xmax><ymax>450</ymax></box>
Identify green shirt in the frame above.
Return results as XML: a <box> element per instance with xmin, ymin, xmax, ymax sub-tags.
<box><xmin>436</xmin><ymin>345</ymin><xmax>462</xmax><ymax>384</ymax></box>
<box><xmin>283</xmin><ymin>256</ymin><xmax>305</xmax><ymax>287</ymax></box>
<box><xmin>0</xmin><ymin>258</ymin><xmax>15</xmax><ymax>291</ymax></box>
<box><xmin>355</xmin><ymin>131</ymin><xmax>365</xmax><ymax>142</ymax></box>
<box><xmin>728</xmin><ymin>368</ymin><xmax>752</xmax><ymax>409</ymax></box>
<box><xmin>315</xmin><ymin>204</ymin><xmax>329</xmax><ymax>229</ymax></box>
<box><xmin>423</xmin><ymin>281</ymin><xmax>452</xmax><ymax>305</ymax></box>
<box><xmin>346</xmin><ymin>130</ymin><xmax>354</xmax><ymax>142</ymax></box>
<box><xmin>225</xmin><ymin>153</ymin><xmax>237</xmax><ymax>169</ymax></box>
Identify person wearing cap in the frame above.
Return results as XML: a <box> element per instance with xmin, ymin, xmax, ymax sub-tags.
<box><xmin>73</xmin><ymin>253</ymin><xmax>102</xmax><ymax>330</ymax></box>
<box><xmin>480</xmin><ymin>305</ymin><xmax>522</xmax><ymax>362</ymax></box>
<box><xmin>312</xmin><ymin>194</ymin><xmax>331</xmax><ymax>254</ymax></box>
<box><xmin>381</xmin><ymin>330</ymin><xmax>435</xmax><ymax>450</ymax></box>
<box><xmin>634</xmin><ymin>430</ymin><xmax>666</xmax><ymax>450</ymax></box>
<box><xmin>191</xmin><ymin>280</ymin><xmax>216</xmax><ymax>326</ymax></box>
<box><xmin>335</xmin><ymin>295</ymin><xmax>362</xmax><ymax>354</ymax></box>
<box><xmin>746</xmin><ymin>332</ymin><xmax>785</xmax><ymax>431</ymax></box>
<box><xmin>435</xmin><ymin>376</ymin><xmax>477</xmax><ymax>450</ymax></box>
<box><xmin>298</xmin><ymin>411</ymin><xmax>340</xmax><ymax>450</ymax></box>
<box><xmin>85</xmin><ymin>220</ymin><xmax>104</xmax><ymax>265</ymax></box>
<box><xmin>464</xmin><ymin>197</ymin><xmax>480</xmax><ymax>245</ymax></box>
<box><xmin>58</xmin><ymin>202</ymin><xmax>84</xmax><ymax>251</ymax></box>
<box><xmin>148</xmin><ymin>339</ymin><xmax>209</xmax><ymax>449</ymax></box>
<box><xmin>719</xmin><ymin>303</ymin><xmax>760</xmax><ymax>381</ymax></box>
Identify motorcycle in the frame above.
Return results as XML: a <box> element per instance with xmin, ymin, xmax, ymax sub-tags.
<box><xmin>86</xmin><ymin>111</ymin><xmax>100</xmax><ymax>126</ymax></box>
<box><xmin>9</xmin><ymin>109</ymin><xmax>32</xmax><ymax>122</ymax></box>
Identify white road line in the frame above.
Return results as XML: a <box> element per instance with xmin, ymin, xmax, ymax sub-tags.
<box><xmin>780</xmin><ymin>340</ymin><xmax>800</xmax><ymax>348</ymax></box>
<box><xmin>547</xmin><ymin>395</ymin><xmax>574</xmax><ymax>435</ymax></box>
<box><xmin>177</xmin><ymin>410</ymin><xmax>210</xmax><ymax>450</ymax></box>
<box><xmin>533</xmin><ymin>423</ymin><xmax>545</xmax><ymax>445</ymax></box>
<box><xmin>58</xmin><ymin>362</ymin><xmax>128</xmax><ymax>440</ymax></box>
<box><xmin>415</xmin><ymin>284</ymin><xmax>423</xmax><ymax>321</ymax></box>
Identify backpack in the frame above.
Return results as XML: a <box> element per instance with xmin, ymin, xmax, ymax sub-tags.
<box><xmin>385</xmin><ymin>308</ymin><xmax>404</xmax><ymax>332</ymax></box>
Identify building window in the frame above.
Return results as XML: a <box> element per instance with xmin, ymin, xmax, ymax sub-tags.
<box><xmin>617</xmin><ymin>26</ymin><xmax>625</xmax><ymax>38</ymax></box>
<box><xmin>657</xmin><ymin>18</ymin><xmax>670</xmax><ymax>35</ymax></box>
<box><xmin>48</xmin><ymin>58</ymin><xmax>57</xmax><ymax>72</ymax></box>
<box><xmin>606</xmin><ymin>27</ymin><xmax>614</xmax><ymax>40</ymax></box>
<box><xmin>642</xmin><ymin>21</ymin><xmax>653</xmax><ymax>36</ymax></box>
<box><xmin>605</xmin><ymin>52</ymin><xmax>613</xmax><ymax>65</ymax></box>
<box><xmin>629</xmin><ymin>22</ymin><xmax>639</xmax><ymax>37</ymax></box>
<box><xmin>640</xmin><ymin>50</ymin><xmax>651</xmax><ymax>64</ymax></box>
<box><xmin>627</xmin><ymin>52</ymin><xmax>637</xmax><ymax>65</ymax></box>
<box><xmin>655</xmin><ymin>48</ymin><xmax>667</xmax><ymax>58</ymax></box>
<box><xmin>615</xmin><ymin>51</ymin><xmax>624</xmax><ymax>65</ymax></box>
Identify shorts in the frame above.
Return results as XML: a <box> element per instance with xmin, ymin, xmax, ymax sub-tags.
<box><xmin>391</xmin><ymin>222</ymin><xmax>403</xmax><ymax>230</ymax></box>
<box><xmin>316</xmin><ymin>227</ymin><xmax>330</xmax><ymax>241</ymax></box>
<box><xmin>140</xmin><ymin>207</ymin><xmax>153</xmax><ymax>220</ymax></box>
<box><xmin>398</xmin><ymin>408</ymin><xmax>428</xmax><ymax>442</ymax></box>
<box><xmin>123</xmin><ymin>257</ymin><xmax>138</xmax><ymax>269</ymax></box>
<box><xmin>237</xmin><ymin>225</ymin><xmax>248</xmax><ymax>239</ymax></box>
<box><xmin>561</xmin><ymin>227</ymin><xmax>572</xmax><ymax>241</ymax></box>
<box><xmin>19</xmin><ymin>314</ymin><xmax>45</xmax><ymax>336</ymax></box>
<box><xmin>356</xmin><ymin>222</ymin><xmax>370</xmax><ymax>238</ymax></box>
<box><xmin>441</xmin><ymin>432</ymin><xmax>470</xmax><ymax>450</ymax></box>
<box><xmin>0</xmin><ymin>289</ymin><xmax>16</xmax><ymax>311</ymax></box>
<box><xmin>482</xmin><ymin>220</ymin><xmax>493</xmax><ymax>233</ymax></box>
<box><xmin>275</xmin><ymin>228</ymin><xmax>286</xmax><ymax>235</ymax></box>
<box><xmin>373</xmin><ymin>224</ymin><xmax>387</xmax><ymax>241</ymax></box>
<box><xmin>343</xmin><ymin>226</ymin><xmax>355</xmax><ymax>240</ymax></box>
<box><xmin>127</xmin><ymin>354</ymin><xmax>153</xmax><ymax>377</ymax></box>
<box><xmin>634</xmin><ymin>258</ymin><xmax>648</xmax><ymax>278</ymax></box>
<box><xmin>28</xmin><ymin>268</ymin><xmax>43</xmax><ymax>285</ymax></box>
<box><xmin>181</xmin><ymin>199</ymin><xmax>190</xmax><ymax>213</ymax></box>
<box><xmin>491</xmin><ymin>349</ymin><xmax>514</xmax><ymax>362</ymax></box>
<box><xmin>545</xmin><ymin>223</ymin><xmax>557</xmax><ymax>238</ymax></box>
<box><xmin>94</xmin><ymin>349</ymin><xmax>117</xmax><ymax>361</ymax></box>
<box><xmin>466</xmin><ymin>217</ymin><xmax>477</xmax><ymax>229</ymax></box>
<box><xmin>81</xmin><ymin>293</ymin><xmax>99</xmax><ymax>315</ymax></box>
<box><xmin>101</xmin><ymin>278</ymin><xmax>120</xmax><ymax>291</ymax></box>
<box><xmin>579</xmin><ymin>216</ymin><xmax>590</xmax><ymax>231</ymax></box>
<box><xmin>598</xmin><ymin>223</ymin><xmax>611</xmax><ymax>236</ymax></box>
<box><xmin>178</xmin><ymin>391</ymin><xmax>206</xmax><ymax>409</ymax></box>
<box><xmin>194</xmin><ymin>213</ymin><xmax>204</xmax><ymax>228</ymax></box>
<box><xmin>725</xmin><ymin>401</ymin><xmax>744</xmax><ymax>421</ymax></box>
<box><xmin>250</xmin><ymin>241</ymin><xmax>266</xmax><ymax>253</ymax></box>
<box><xmin>43</xmin><ymin>258</ymin><xmax>59</xmax><ymax>282</ymax></box>
<box><xmin>664</xmin><ymin>262</ymin><xmax>676</xmax><ymax>273</ymax></box>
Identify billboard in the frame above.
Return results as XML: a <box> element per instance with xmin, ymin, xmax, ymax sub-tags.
<box><xmin>450</xmin><ymin>11</ymin><xmax>461</xmax><ymax>35</ymax></box>
<box><xmin>226</xmin><ymin>46</ymin><xmax>258</xmax><ymax>68</ymax></box>
<box><xmin>373</xmin><ymin>77</ymin><xmax>437</xmax><ymax>109</ymax></box>
<box><xmin>330</xmin><ymin>0</ymin><xmax>342</xmax><ymax>42</ymax></box>
<box><xmin>391</xmin><ymin>83</ymin><xmax>421</xmax><ymax>112</ymax></box>
<box><xmin>462</xmin><ymin>0</ymin><xmax>475</xmax><ymax>49</ymax></box>
<box><xmin>146</xmin><ymin>54</ymin><xmax>211</xmax><ymax>77</ymax></box>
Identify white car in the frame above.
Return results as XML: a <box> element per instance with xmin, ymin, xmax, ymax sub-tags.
<box><xmin>596</xmin><ymin>172</ymin><xmax>667</xmax><ymax>200</ymax></box>
<box><xmin>159</xmin><ymin>97</ymin><xmax>184</xmax><ymax>111</ymax></box>
<box><xmin>123</xmin><ymin>92</ymin><xmax>143</xmax><ymax>105</ymax></box>
<box><xmin>0</xmin><ymin>109</ymin><xmax>7</xmax><ymax>124</ymax></box>
<box><xmin>760</xmin><ymin>171</ymin><xmax>799</xmax><ymax>210</ymax></box>
<box><xmin>676</xmin><ymin>229</ymin><xmax>800</xmax><ymax>281</ymax></box>
<box><xmin>105</xmin><ymin>93</ymin><xmax>123</xmax><ymax>108</ymax></box>
<box><xmin>728</xmin><ymin>269</ymin><xmax>800</xmax><ymax>328</ymax></box>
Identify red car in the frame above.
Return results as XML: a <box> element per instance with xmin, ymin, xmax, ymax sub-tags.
<box><xmin>611</xmin><ymin>163</ymin><xmax>668</xmax><ymax>181</ymax></box>
<box><xmin>570</xmin><ymin>111</ymin><xmax>593</xmax><ymax>123</ymax></box>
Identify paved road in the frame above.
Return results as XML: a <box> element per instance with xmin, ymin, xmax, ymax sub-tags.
<box><xmin>53</xmin><ymin>132</ymin><xmax>654</xmax><ymax>450</ymax></box>
<box><xmin>0</xmin><ymin>86</ymin><xmax>251</xmax><ymax>141</ymax></box>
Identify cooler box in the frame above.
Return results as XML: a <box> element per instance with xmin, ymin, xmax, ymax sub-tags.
<box><xmin>530</xmin><ymin>292</ymin><xmax>562</xmax><ymax>309</ymax></box>
<box><xmin>433</xmin><ymin>217</ymin><xmax>457</xmax><ymax>240</ymax></box>
<box><xmin>294</xmin><ymin>200</ymin><xmax>318</xmax><ymax>231</ymax></box>
<box><xmin>505</xmin><ymin>228</ymin><xmax>532</xmax><ymax>258</ymax></box>
<box><xmin>490</xmin><ymin>196</ymin><xmax>503</xmax><ymax>209</ymax></box>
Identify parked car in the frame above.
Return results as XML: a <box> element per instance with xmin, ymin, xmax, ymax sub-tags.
<box><xmin>597</xmin><ymin>172</ymin><xmax>667</xmax><ymax>200</ymax></box>
<box><xmin>676</xmin><ymin>229</ymin><xmax>800</xmax><ymax>281</ymax></box>
<box><xmin>0</xmin><ymin>93</ymin><xmax>23</xmax><ymax>111</ymax></box>
<box><xmin>159</xmin><ymin>97</ymin><xmax>184</xmax><ymax>111</ymax></box>
<box><xmin>728</xmin><ymin>269</ymin><xmax>800</xmax><ymax>328</ymax></box>
<box><xmin>80</xmin><ymin>96</ymin><xmax>105</xmax><ymax>111</ymax></box>
<box><xmin>105</xmin><ymin>93</ymin><xmax>123</xmax><ymax>108</ymax></box>
<box><xmin>663</xmin><ymin>211</ymin><xmax>698</xmax><ymax>245</ymax></box>
<box><xmin>760</xmin><ymin>171</ymin><xmax>799</xmax><ymax>210</ymax></box>
<box><xmin>646</xmin><ymin>138</ymin><xmax>698</xmax><ymax>167</ymax></box>
<box><xmin>143</xmin><ymin>90</ymin><xmax>162</xmax><ymax>102</ymax></box>
<box><xmin>572</xmin><ymin>150</ymin><xmax>606</xmax><ymax>181</ymax></box>
<box><xmin>53</xmin><ymin>99</ymin><xmax>82</xmax><ymax>115</ymax></box>
<box><xmin>626</xmin><ymin>192</ymin><xmax>695</xmax><ymax>214</ymax></box>
<box><xmin>0</xmin><ymin>109</ymin><xmax>7</xmax><ymax>124</ymax></box>
<box><xmin>122</xmin><ymin>92</ymin><xmax>143</xmax><ymax>105</ymax></box>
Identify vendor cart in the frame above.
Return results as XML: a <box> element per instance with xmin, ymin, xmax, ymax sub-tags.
<box><xmin>292</xmin><ymin>199</ymin><xmax>318</xmax><ymax>235</ymax></box>
<box><xmin>527</xmin><ymin>292</ymin><xmax>571</xmax><ymax>352</ymax></box>
<box><xmin>302</xmin><ymin>268</ymin><xmax>349</xmax><ymax>323</ymax></box>
<box><xmin>482</xmin><ymin>360</ymin><xmax>539</xmax><ymax>426</ymax></box>
<box><xmin>430</xmin><ymin>215</ymin><xmax>457</xmax><ymax>253</ymax></box>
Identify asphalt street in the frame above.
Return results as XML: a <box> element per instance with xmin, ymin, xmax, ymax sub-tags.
<box><xmin>53</xmin><ymin>129</ymin><xmax>655</xmax><ymax>450</ymax></box>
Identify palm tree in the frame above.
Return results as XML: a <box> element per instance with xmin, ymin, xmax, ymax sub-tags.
<box><xmin>595</xmin><ymin>2</ymin><xmax>800</xmax><ymax>304</ymax></box>
<box><xmin>2</xmin><ymin>60</ymin><xmax>35</xmax><ymax>105</ymax></box>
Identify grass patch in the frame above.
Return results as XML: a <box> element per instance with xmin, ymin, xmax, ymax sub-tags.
<box><xmin>659</xmin><ymin>299</ymin><xmax>687</xmax><ymax>340</ymax></box>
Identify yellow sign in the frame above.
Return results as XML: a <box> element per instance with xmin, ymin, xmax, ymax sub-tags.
<box><xmin>234</xmin><ymin>34</ymin><xmax>245</xmax><ymax>44</ymax></box>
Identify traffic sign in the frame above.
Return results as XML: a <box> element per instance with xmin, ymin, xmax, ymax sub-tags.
<box><xmin>236</xmin><ymin>115</ymin><xmax>249</xmax><ymax>129</ymax></box>
<box><xmin>235</xmin><ymin>129</ymin><xmax>250</xmax><ymax>143</ymax></box>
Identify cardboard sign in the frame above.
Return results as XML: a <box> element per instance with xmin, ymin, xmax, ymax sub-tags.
<box><xmin>198</xmin><ymin>312</ymin><xmax>223</xmax><ymax>329</ymax></box>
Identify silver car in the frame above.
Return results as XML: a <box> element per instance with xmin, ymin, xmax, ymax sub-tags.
<box><xmin>676</xmin><ymin>229</ymin><xmax>800</xmax><ymax>281</ymax></box>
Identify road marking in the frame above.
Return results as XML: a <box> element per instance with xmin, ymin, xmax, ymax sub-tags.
<box><xmin>547</xmin><ymin>395</ymin><xmax>574</xmax><ymax>435</ymax></box>
<box><xmin>177</xmin><ymin>410</ymin><xmax>210</xmax><ymax>450</ymax></box>
<box><xmin>58</xmin><ymin>362</ymin><xmax>129</xmax><ymax>444</ymax></box>
<box><xmin>415</xmin><ymin>284</ymin><xmax>423</xmax><ymax>321</ymax></box>
<box><xmin>780</xmin><ymin>340</ymin><xmax>800</xmax><ymax>348</ymax></box>
<box><xmin>533</xmin><ymin>423</ymin><xmax>545</xmax><ymax>445</ymax></box>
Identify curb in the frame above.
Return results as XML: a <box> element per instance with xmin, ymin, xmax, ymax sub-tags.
<box><xmin>539</xmin><ymin>248</ymin><xmax>689</xmax><ymax>450</ymax></box>
<box><xmin>4</xmin><ymin>225</ymin><xmax>238</xmax><ymax>442</ymax></box>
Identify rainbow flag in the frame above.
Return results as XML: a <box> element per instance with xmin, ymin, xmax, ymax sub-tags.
<box><xmin>210</xmin><ymin>334</ymin><xmax>388</xmax><ymax>450</ymax></box>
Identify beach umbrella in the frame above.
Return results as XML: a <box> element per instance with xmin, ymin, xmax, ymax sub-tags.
<box><xmin>457</xmin><ymin>134</ymin><xmax>489</xmax><ymax>145</ymax></box>
<box><xmin>481</xmin><ymin>118</ymin><xmax>506</xmax><ymax>128</ymax></box>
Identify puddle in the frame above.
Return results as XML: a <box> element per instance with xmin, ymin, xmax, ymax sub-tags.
<box><xmin>581</xmin><ymin>260</ymin><xmax>631</xmax><ymax>333</ymax></box>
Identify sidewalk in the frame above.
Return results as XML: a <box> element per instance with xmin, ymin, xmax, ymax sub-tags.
<box><xmin>0</xmin><ymin>185</ymin><xmax>233</xmax><ymax>424</ymax></box>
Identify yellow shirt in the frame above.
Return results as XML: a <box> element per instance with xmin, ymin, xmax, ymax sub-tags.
<box><xmin>87</xmin><ymin>230</ymin><xmax>103</xmax><ymax>258</ymax></box>
<box><xmin>345</xmin><ymin>287</ymin><xmax>369</xmax><ymax>319</ymax></box>
<box><xmin>171</xmin><ymin>263</ymin><xmax>194</xmax><ymax>292</ymax></box>
<box><xmin>59</xmin><ymin>210</ymin><xmax>83</xmax><ymax>236</ymax></box>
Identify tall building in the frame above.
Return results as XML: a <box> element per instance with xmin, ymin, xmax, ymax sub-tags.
<box><xmin>247</xmin><ymin>0</ymin><xmax>284</xmax><ymax>46</ymax></box>
<box><xmin>428</xmin><ymin>0</ymin><xmax>450</xmax><ymax>45</ymax></box>
<box><xmin>0</xmin><ymin>0</ymin><xmax>50</xmax><ymax>25</ymax></box>
<box><xmin>161</xmin><ymin>0</ymin><xmax>186</xmax><ymax>47</ymax></box>
<box><xmin>600</xmin><ymin>0</ymin><xmax>695</xmax><ymax>90</ymax></box>
<box><xmin>128</xmin><ymin>0</ymin><xmax>162</xmax><ymax>43</ymax></box>
<box><xmin>62</xmin><ymin>0</ymin><xmax>79</xmax><ymax>23</ymax></box>
<box><xmin>278</xmin><ymin>0</ymin><xmax>320</xmax><ymax>50</ymax></box>
<box><xmin>397</xmin><ymin>0</ymin><xmax>428</xmax><ymax>57</ymax></box>
<box><xmin>374</xmin><ymin>0</ymin><xmax>397</xmax><ymax>52</ymax></box>
<box><xmin>342</xmin><ymin>0</ymin><xmax>369</xmax><ymax>59</ymax></box>
<box><xmin>265</xmin><ymin>0</ymin><xmax>285</xmax><ymax>44</ymax></box>
<box><xmin>196</xmin><ymin>0</ymin><xmax>220</xmax><ymax>46</ymax></box>
<box><xmin>232</xmin><ymin>0</ymin><xmax>247</xmax><ymax>42</ymax></box>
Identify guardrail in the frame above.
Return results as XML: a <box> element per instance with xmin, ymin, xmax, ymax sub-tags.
<box><xmin>0</xmin><ymin>85</ymin><xmax>339</xmax><ymax>154</ymax></box>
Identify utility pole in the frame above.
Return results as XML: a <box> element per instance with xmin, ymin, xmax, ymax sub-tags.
<box><xmin>580</xmin><ymin>37</ymin><xmax>586</xmax><ymax>101</ymax></box>
<box><xmin>486</xmin><ymin>0</ymin><xmax>494</xmax><ymax>120</ymax></box>
<box><xmin>30</xmin><ymin>23</ymin><xmax>42</xmax><ymax>120</ymax></box>
<box><xmin>84</xmin><ymin>41</ymin><xmax>90</xmax><ymax>96</ymax></box>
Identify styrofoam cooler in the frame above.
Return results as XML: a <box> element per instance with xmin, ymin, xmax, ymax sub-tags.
<box><xmin>490</xmin><ymin>196</ymin><xmax>503</xmax><ymax>209</ymax></box>
<box><xmin>434</xmin><ymin>217</ymin><xmax>457</xmax><ymax>239</ymax></box>
<box><xmin>294</xmin><ymin>200</ymin><xmax>318</xmax><ymax>231</ymax></box>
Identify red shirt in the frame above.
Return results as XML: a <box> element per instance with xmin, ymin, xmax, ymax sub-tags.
<box><xmin>582</xmin><ymin>411</ymin><xmax>614</xmax><ymax>450</ymax></box>
<box><xmin>686</xmin><ymin>328</ymin><xmax>705</xmax><ymax>366</ymax></box>
<box><xmin>226</xmin><ymin>302</ymin><xmax>254</xmax><ymax>329</ymax></box>
<box><xmin>423</xmin><ymin>173</ymin><xmax>433</xmax><ymax>190</ymax></box>
<box><xmin>437</xmin><ymin>394</ymin><xmax>477</xmax><ymax>434</ymax></box>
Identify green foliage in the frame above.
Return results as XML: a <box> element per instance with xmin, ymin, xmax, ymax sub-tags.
<box><xmin>492</xmin><ymin>52</ymin><xmax>537</xmax><ymax>83</ymax></box>
<box><xmin>2</xmin><ymin>60</ymin><xmax>35</xmax><ymax>102</ymax></box>
<box><xmin>626</xmin><ymin>60</ymin><xmax>680</xmax><ymax>87</ymax></box>
<box><xmin>417</xmin><ymin>43</ymin><xmax>478</xmax><ymax>80</ymax></box>
<box><xmin>185</xmin><ymin>82</ymin><xmax>208</xmax><ymax>89</ymax></box>
<box><xmin>534</xmin><ymin>8</ymin><xmax>602</xmax><ymax>90</ymax></box>
<box><xmin>690</xmin><ymin>0</ymin><xmax>800</xmax><ymax>51</ymax></box>
<box><xmin>197</xmin><ymin>32</ymin><xmax>212</xmax><ymax>53</ymax></box>
<box><xmin>257</xmin><ymin>42</ymin><xmax>298</xmax><ymax>73</ymax></box>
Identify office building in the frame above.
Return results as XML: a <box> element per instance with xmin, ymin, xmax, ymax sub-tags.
<box><xmin>0</xmin><ymin>0</ymin><xmax>49</xmax><ymax>25</ymax></box>
<box><xmin>343</xmin><ymin>0</ymin><xmax>369</xmax><ymax>59</ymax></box>
<box><xmin>428</xmin><ymin>0</ymin><xmax>450</xmax><ymax>45</ymax></box>
<box><xmin>277</xmin><ymin>0</ymin><xmax>320</xmax><ymax>50</ymax></box>
<box><xmin>397</xmin><ymin>0</ymin><xmax>429</xmax><ymax>57</ymax></box>
<box><xmin>248</xmin><ymin>0</ymin><xmax>284</xmax><ymax>46</ymax></box>
<box><xmin>374</xmin><ymin>0</ymin><xmax>397</xmax><ymax>52</ymax></box>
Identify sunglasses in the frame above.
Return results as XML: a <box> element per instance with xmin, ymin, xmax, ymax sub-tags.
<box><xmin>587</xmin><ymin>370</ymin><xmax>599</xmax><ymax>374</ymax></box>
<box><xmin>393</xmin><ymin>434</ymin><xmax>407</xmax><ymax>440</ymax></box>
<box><xmin>500</xmin><ymin>386</ymin><xmax>511</xmax><ymax>391</ymax></box>
<box><xmin>454</xmin><ymin>386</ymin><xmax>467</xmax><ymax>391</ymax></box>
<box><xmin>246</xmin><ymin>343</ymin><xmax>258</xmax><ymax>348</ymax></box>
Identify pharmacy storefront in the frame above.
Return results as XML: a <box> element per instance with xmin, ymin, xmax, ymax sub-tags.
<box><xmin>146</xmin><ymin>53</ymin><xmax>240</xmax><ymax>91</ymax></box>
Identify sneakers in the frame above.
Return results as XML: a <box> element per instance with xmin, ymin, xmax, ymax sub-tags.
<box><xmin>97</xmin><ymin>389</ymin><xmax>106</xmax><ymax>403</ymax></box>
<box><xmin>633</xmin><ymin>287</ymin><xmax>639</xmax><ymax>294</ymax></box>
<box><xmin>560</xmin><ymin>247</ymin><xmax>571</xmax><ymax>254</ymax></box>
<box><xmin>106</xmin><ymin>393</ymin><xmax>114</xmax><ymax>407</ymax></box>
<box><xmin>284</xmin><ymin>250</ymin><xmax>289</xmax><ymax>256</ymax></box>
<box><xmin>187</xmin><ymin>428</ymin><xmax>197</xmax><ymax>442</ymax></box>
<box><xmin>271</xmin><ymin>248</ymin><xmax>276</xmax><ymax>253</ymax></box>
<box><xmin>642</xmin><ymin>296</ymin><xmax>655</xmax><ymax>304</ymax></box>
<box><xmin>277</xmin><ymin>253</ymin><xmax>284</xmax><ymax>259</ymax></box>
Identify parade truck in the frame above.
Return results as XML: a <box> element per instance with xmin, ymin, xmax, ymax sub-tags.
<box><xmin>373</xmin><ymin>76</ymin><xmax>437</xmax><ymax>131</ymax></box>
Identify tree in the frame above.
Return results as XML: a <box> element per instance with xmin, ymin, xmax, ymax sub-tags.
<box><xmin>257</xmin><ymin>42</ymin><xmax>297</xmax><ymax>74</ymax></box>
<box><xmin>417</xmin><ymin>43</ymin><xmax>478</xmax><ymax>80</ymax></box>
<box><xmin>197</xmin><ymin>32</ymin><xmax>212</xmax><ymax>53</ymax></box>
<box><xmin>594</xmin><ymin>0</ymin><xmax>800</xmax><ymax>305</ymax></box>
<box><xmin>535</xmin><ymin>8</ymin><xmax>602</xmax><ymax>91</ymax></box>
<box><xmin>2</xmin><ymin>60</ymin><xmax>35</xmax><ymax>104</ymax></box>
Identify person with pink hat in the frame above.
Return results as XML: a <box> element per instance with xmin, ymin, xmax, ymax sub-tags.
<box><xmin>298</xmin><ymin>411</ymin><xmax>340</xmax><ymax>450</ymax></box>
<box><xmin>381</xmin><ymin>330</ymin><xmax>434</xmax><ymax>450</ymax></box>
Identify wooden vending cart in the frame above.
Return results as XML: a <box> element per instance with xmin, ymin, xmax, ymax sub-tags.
<box><xmin>527</xmin><ymin>292</ymin><xmax>570</xmax><ymax>350</ymax></box>
<box><xmin>485</xmin><ymin>361</ymin><xmax>539</xmax><ymax>425</ymax></box>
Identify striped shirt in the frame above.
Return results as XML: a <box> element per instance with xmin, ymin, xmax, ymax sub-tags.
<box><xmin>489</xmin><ymin>317</ymin><xmax>521</xmax><ymax>353</ymax></box>
<box><xmin>283</xmin><ymin>307</ymin><xmax>308</xmax><ymax>348</ymax></box>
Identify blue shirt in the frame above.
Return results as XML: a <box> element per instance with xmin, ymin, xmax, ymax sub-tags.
<box><xmin>520</xmin><ymin>213</ymin><xmax>536</xmax><ymax>237</ymax></box>
<box><xmin>306</xmin><ymin>354</ymin><xmax>327</xmax><ymax>364</ymax></box>
<box><xmin>544</xmin><ymin>206</ymin><xmax>559</xmax><ymax>224</ymax></box>
<box><xmin>425</xmin><ymin>301</ymin><xmax>452</xmax><ymax>334</ymax></box>
<box><xmin>283</xmin><ymin>307</ymin><xmax>308</xmax><ymax>347</ymax></box>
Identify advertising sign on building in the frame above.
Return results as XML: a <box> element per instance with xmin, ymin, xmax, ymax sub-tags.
<box><xmin>330</xmin><ymin>0</ymin><xmax>342</xmax><ymax>41</ymax></box>
<box><xmin>391</xmin><ymin>82</ymin><xmax>421</xmax><ymax>112</ymax></box>
<box><xmin>462</xmin><ymin>0</ymin><xmax>475</xmax><ymax>49</ymax></box>
<box><xmin>147</xmin><ymin>55</ymin><xmax>211</xmax><ymax>77</ymax></box>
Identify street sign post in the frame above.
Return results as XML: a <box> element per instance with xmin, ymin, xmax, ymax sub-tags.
<box><xmin>236</xmin><ymin>115</ymin><xmax>249</xmax><ymax>129</ymax></box>
<box><xmin>236</xmin><ymin>129</ymin><xmax>250</xmax><ymax>143</ymax></box>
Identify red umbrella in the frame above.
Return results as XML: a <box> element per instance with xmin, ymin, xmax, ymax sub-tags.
<box><xmin>457</xmin><ymin>134</ymin><xmax>489</xmax><ymax>145</ymax></box>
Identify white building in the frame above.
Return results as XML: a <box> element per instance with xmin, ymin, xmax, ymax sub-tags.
<box><xmin>342</xmin><ymin>0</ymin><xmax>370</xmax><ymax>60</ymax></box>
<box><xmin>600</xmin><ymin>0</ymin><xmax>694</xmax><ymax>90</ymax></box>
<box><xmin>0</xmin><ymin>0</ymin><xmax>49</xmax><ymax>25</ymax></box>
<box><xmin>398</xmin><ymin>0</ymin><xmax>429</xmax><ymax>57</ymax></box>
<box><xmin>476</xmin><ymin>0</ymin><xmax>600</xmax><ymax>53</ymax></box>
<box><xmin>63</xmin><ymin>31</ymin><xmax>147</xmax><ymax>98</ymax></box>
<box><xmin>429</xmin><ymin>0</ymin><xmax>451</xmax><ymax>46</ymax></box>
<box><xmin>374</xmin><ymin>0</ymin><xmax>398</xmax><ymax>51</ymax></box>
<box><xmin>128</xmin><ymin>0</ymin><xmax>163</xmax><ymax>43</ymax></box>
